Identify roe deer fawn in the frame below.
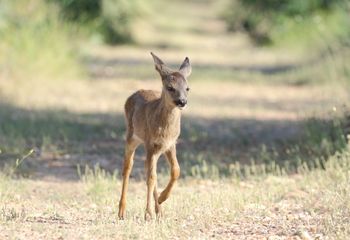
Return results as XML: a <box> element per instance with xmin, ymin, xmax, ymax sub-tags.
<box><xmin>118</xmin><ymin>52</ymin><xmax>191</xmax><ymax>220</ymax></box>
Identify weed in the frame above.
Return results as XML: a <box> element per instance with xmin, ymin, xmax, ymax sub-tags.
<box><xmin>0</xmin><ymin>149</ymin><xmax>34</xmax><ymax>177</ymax></box>
<box><xmin>0</xmin><ymin>206</ymin><xmax>26</xmax><ymax>222</ymax></box>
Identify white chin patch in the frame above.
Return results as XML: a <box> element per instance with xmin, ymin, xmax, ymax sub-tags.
<box><xmin>178</xmin><ymin>105</ymin><xmax>186</xmax><ymax>110</ymax></box>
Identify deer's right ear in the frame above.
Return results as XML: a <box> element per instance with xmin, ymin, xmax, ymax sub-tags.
<box><xmin>179</xmin><ymin>57</ymin><xmax>191</xmax><ymax>78</ymax></box>
<box><xmin>150</xmin><ymin>52</ymin><xmax>171</xmax><ymax>77</ymax></box>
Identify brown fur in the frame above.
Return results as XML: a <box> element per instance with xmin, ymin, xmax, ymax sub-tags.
<box><xmin>118</xmin><ymin>53</ymin><xmax>192</xmax><ymax>220</ymax></box>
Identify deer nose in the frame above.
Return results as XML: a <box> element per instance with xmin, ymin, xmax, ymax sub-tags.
<box><xmin>175</xmin><ymin>99</ymin><xmax>187</xmax><ymax>107</ymax></box>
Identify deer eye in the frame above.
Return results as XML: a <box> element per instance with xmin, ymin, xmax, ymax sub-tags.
<box><xmin>186</xmin><ymin>87</ymin><xmax>190</xmax><ymax>92</ymax></box>
<box><xmin>167</xmin><ymin>86</ymin><xmax>175</xmax><ymax>92</ymax></box>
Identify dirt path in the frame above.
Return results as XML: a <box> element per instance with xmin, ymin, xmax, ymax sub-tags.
<box><xmin>85</xmin><ymin>0</ymin><xmax>301</xmax><ymax>77</ymax></box>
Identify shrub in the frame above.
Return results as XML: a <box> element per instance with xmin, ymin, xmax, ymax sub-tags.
<box><xmin>52</xmin><ymin>0</ymin><xmax>144</xmax><ymax>44</ymax></box>
<box><xmin>222</xmin><ymin>0</ymin><xmax>350</xmax><ymax>47</ymax></box>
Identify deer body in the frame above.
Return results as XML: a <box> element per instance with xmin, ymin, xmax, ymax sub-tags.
<box><xmin>127</xmin><ymin>90</ymin><xmax>181</xmax><ymax>150</ymax></box>
<box><xmin>118</xmin><ymin>53</ymin><xmax>191</xmax><ymax>220</ymax></box>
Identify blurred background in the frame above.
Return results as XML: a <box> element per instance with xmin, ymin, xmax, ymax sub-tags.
<box><xmin>1</xmin><ymin>0</ymin><xmax>350</xmax><ymax>180</ymax></box>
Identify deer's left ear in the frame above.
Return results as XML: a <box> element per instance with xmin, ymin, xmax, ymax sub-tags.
<box><xmin>151</xmin><ymin>52</ymin><xmax>172</xmax><ymax>77</ymax></box>
<box><xmin>179</xmin><ymin>57</ymin><xmax>191</xmax><ymax>78</ymax></box>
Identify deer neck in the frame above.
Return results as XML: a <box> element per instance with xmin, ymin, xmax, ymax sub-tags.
<box><xmin>156</xmin><ymin>91</ymin><xmax>181</xmax><ymax>127</ymax></box>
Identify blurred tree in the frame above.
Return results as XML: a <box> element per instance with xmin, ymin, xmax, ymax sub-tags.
<box><xmin>53</xmin><ymin>0</ymin><xmax>101</xmax><ymax>21</ymax></box>
<box><xmin>50</xmin><ymin>0</ymin><xmax>144</xmax><ymax>44</ymax></box>
<box><xmin>222</xmin><ymin>0</ymin><xmax>349</xmax><ymax>46</ymax></box>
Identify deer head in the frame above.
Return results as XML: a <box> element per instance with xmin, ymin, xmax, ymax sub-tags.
<box><xmin>151</xmin><ymin>52</ymin><xmax>191</xmax><ymax>109</ymax></box>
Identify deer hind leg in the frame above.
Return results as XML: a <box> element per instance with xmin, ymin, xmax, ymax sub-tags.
<box><xmin>118</xmin><ymin>137</ymin><xmax>139</xmax><ymax>219</ymax></box>
<box><xmin>158</xmin><ymin>145</ymin><xmax>180</xmax><ymax>205</ymax></box>
<box><xmin>144</xmin><ymin>147</ymin><xmax>160</xmax><ymax>220</ymax></box>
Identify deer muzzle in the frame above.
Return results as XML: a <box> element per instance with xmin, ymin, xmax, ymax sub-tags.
<box><xmin>174</xmin><ymin>99</ymin><xmax>187</xmax><ymax>108</ymax></box>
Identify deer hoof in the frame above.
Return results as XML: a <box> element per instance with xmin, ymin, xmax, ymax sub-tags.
<box><xmin>118</xmin><ymin>211</ymin><xmax>125</xmax><ymax>220</ymax></box>
<box><xmin>144</xmin><ymin>209</ymin><xmax>153</xmax><ymax>221</ymax></box>
<box><xmin>155</xmin><ymin>204</ymin><xmax>163</xmax><ymax>219</ymax></box>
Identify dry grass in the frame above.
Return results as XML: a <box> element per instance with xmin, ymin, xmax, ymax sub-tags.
<box><xmin>0</xmin><ymin>152</ymin><xmax>349</xmax><ymax>239</ymax></box>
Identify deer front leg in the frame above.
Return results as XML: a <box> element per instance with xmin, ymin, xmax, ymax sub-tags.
<box><xmin>153</xmin><ymin>181</ymin><xmax>162</xmax><ymax>219</ymax></box>
<box><xmin>158</xmin><ymin>145</ymin><xmax>180</xmax><ymax>205</ymax></box>
<box><xmin>144</xmin><ymin>148</ymin><xmax>160</xmax><ymax>220</ymax></box>
<box><xmin>118</xmin><ymin>138</ymin><xmax>139</xmax><ymax>220</ymax></box>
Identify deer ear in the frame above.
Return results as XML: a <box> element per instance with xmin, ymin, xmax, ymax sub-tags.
<box><xmin>179</xmin><ymin>57</ymin><xmax>191</xmax><ymax>78</ymax></box>
<box><xmin>150</xmin><ymin>52</ymin><xmax>171</xmax><ymax>77</ymax></box>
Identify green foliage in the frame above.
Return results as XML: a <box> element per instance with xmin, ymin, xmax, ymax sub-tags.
<box><xmin>0</xmin><ymin>0</ymin><xmax>83</xmax><ymax>81</ymax></box>
<box><xmin>303</xmin><ymin>115</ymin><xmax>347</xmax><ymax>158</ymax></box>
<box><xmin>0</xmin><ymin>0</ymin><xmax>144</xmax><ymax>82</ymax></box>
<box><xmin>177</xmin><ymin>112</ymin><xmax>348</xmax><ymax>179</ymax></box>
<box><xmin>52</xmin><ymin>0</ymin><xmax>101</xmax><ymax>21</ymax></box>
<box><xmin>222</xmin><ymin>0</ymin><xmax>350</xmax><ymax>47</ymax></box>
<box><xmin>272</xmin><ymin>113</ymin><xmax>349</xmax><ymax>173</ymax></box>
<box><xmin>238</xmin><ymin>0</ymin><xmax>343</xmax><ymax>14</ymax></box>
<box><xmin>52</xmin><ymin>0</ymin><xmax>144</xmax><ymax>44</ymax></box>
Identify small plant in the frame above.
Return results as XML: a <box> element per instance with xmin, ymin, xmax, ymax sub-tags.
<box><xmin>1</xmin><ymin>149</ymin><xmax>34</xmax><ymax>177</ymax></box>
<box><xmin>0</xmin><ymin>206</ymin><xmax>26</xmax><ymax>222</ymax></box>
